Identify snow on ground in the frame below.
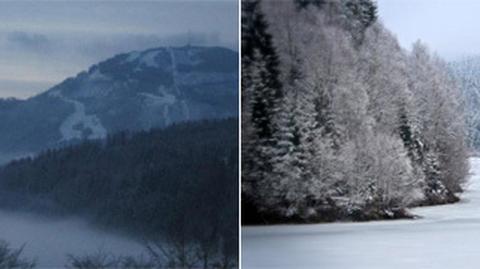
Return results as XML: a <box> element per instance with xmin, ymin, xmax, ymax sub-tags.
<box><xmin>140</xmin><ymin>87</ymin><xmax>177</xmax><ymax>125</ymax></box>
<box><xmin>168</xmin><ymin>47</ymin><xmax>180</xmax><ymax>96</ymax></box>
<box><xmin>141</xmin><ymin>50</ymin><xmax>160</xmax><ymax>68</ymax></box>
<box><xmin>58</xmin><ymin>94</ymin><xmax>107</xmax><ymax>141</ymax></box>
<box><xmin>88</xmin><ymin>68</ymin><xmax>110</xmax><ymax>82</ymax></box>
<box><xmin>125</xmin><ymin>51</ymin><xmax>141</xmax><ymax>62</ymax></box>
<box><xmin>140</xmin><ymin>86</ymin><xmax>177</xmax><ymax>106</ymax></box>
<box><xmin>242</xmin><ymin>157</ymin><xmax>480</xmax><ymax>269</ymax></box>
<box><xmin>168</xmin><ymin>47</ymin><xmax>190</xmax><ymax>120</ymax></box>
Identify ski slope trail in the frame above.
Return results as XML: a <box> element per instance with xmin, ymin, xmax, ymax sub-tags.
<box><xmin>168</xmin><ymin>47</ymin><xmax>190</xmax><ymax>121</ymax></box>
<box><xmin>53</xmin><ymin>91</ymin><xmax>107</xmax><ymax>141</ymax></box>
<box><xmin>242</xmin><ymin>157</ymin><xmax>480</xmax><ymax>269</ymax></box>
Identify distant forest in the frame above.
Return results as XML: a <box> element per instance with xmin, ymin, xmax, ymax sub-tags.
<box><xmin>0</xmin><ymin>118</ymin><xmax>238</xmax><ymax>267</ymax></box>
<box><xmin>242</xmin><ymin>0</ymin><xmax>468</xmax><ymax>224</ymax></box>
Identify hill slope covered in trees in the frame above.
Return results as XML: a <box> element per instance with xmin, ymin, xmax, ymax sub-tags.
<box><xmin>0</xmin><ymin>118</ymin><xmax>238</xmax><ymax>266</ymax></box>
<box><xmin>242</xmin><ymin>0</ymin><xmax>468</xmax><ymax>224</ymax></box>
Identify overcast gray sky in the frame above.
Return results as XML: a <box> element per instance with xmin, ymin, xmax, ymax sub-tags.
<box><xmin>0</xmin><ymin>0</ymin><xmax>238</xmax><ymax>99</ymax></box>
<box><xmin>378</xmin><ymin>0</ymin><xmax>480</xmax><ymax>61</ymax></box>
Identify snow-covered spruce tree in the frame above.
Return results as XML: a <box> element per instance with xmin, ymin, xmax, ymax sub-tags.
<box><xmin>257</xmin><ymin>0</ymin><xmax>343</xmax><ymax>220</ymax></box>
<box><xmin>241</xmin><ymin>0</ymin><xmax>284</xmax><ymax>222</ymax></box>
<box><xmin>397</xmin><ymin>101</ymin><xmax>428</xmax><ymax>201</ymax></box>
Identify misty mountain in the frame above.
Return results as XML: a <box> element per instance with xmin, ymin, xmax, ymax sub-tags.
<box><xmin>0</xmin><ymin>46</ymin><xmax>238</xmax><ymax>163</ymax></box>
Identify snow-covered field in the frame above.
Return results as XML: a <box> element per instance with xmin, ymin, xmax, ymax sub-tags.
<box><xmin>242</xmin><ymin>157</ymin><xmax>480</xmax><ymax>269</ymax></box>
<box><xmin>0</xmin><ymin>211</ymin><xmax>144</xmax><ymax>267</ymax></box>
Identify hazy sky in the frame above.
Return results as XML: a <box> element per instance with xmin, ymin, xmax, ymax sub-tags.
<box><xmin>378</xmin><ymin>0</ymin><xmax>480</xmax><ymax>61</ymax></box>
<box><xmin>0</xmin><ymin>0</ymin><xmax>238</xmax><ymax>99</ymax></box>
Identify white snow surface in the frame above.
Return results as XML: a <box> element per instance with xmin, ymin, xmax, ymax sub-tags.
<box><xmin>125</xmin><ymin>51</ymin><xmax>140</xmax><ymax>62</ymax></box>
<box><xmin>242</xmin><ymin>157</ymin><xmax>480</xmax><ymax>269</ymax></box>
<box><xmin>140</xmin><ymin>86</ymin><xmax>176</xmax><ymax>106</ymax></box>
<box><xmin>177</xmin><ymin>72</ymin><xmax>237</xmax><ymax>86</ymax></box>
<box><xmin>168</xmin><ymin>47</ymin><xmax>181</xmax><ymax>96</ymax></box>
<box><xmin>88</xmin><ymin>68</ymin><xmax>110</xmax><ymax>81</ymax></box>
<box><xmin>140</xmin><ymin>86</ymin><xmax>178</xmax><ymax>125</ymax></box>
<box><xmin>168</xmin><ymin>47</ymin><xmax>190</xmax><ymax>120</ymax></box>
<box><xmin>140</xmin><ymin>50</ymin><xmax>160</xmax><ymax>68</ymax></box>
<box><xmin>57</xmin><ymin>93</ymin><xmax>107</xmax><ymax>141</ymax></box>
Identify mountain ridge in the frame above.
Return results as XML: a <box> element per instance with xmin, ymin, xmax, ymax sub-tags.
<box><xmin>0</xmin><ymin>45</ymin><xmax>238</xmax><ymax>163</ymax></box>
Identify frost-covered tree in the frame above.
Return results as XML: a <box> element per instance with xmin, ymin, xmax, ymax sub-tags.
<box><xmin>408</xmin><ymin>41</ymin><xmax>468</xmax><ymax>203</ymax></box>
<box><xmin>241</xmin><ymin>0</ymin><xmax>283</xmax><ymax>211</ymax></box>
<box><xmin>449</xmin><ymin>56</ymin><xmax>480</xmax><ymax>149</ymax></box>
<box><xmin>259</xmin><ymin>0</ymin><xmax>349</xmax><ymax>218</ymax></box>
<box><xmin>344</xmin><ymin>0</ymin><xmax>377</xmax><ymax>41</ymax></box>
<box><xmin>242</xmin><ymin>0</ymin><xmax>469</xmax><ymax>223</ymax></box>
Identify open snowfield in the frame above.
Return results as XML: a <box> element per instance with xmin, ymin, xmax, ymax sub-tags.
<box><xmin>242</xmin><ymin>157</ymin><xmax>480</xmax><ymax>269</ymax></box>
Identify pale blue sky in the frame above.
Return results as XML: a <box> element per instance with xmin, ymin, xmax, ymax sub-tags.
<box><xmin>0</xmin><ymin>0</ymin><xmax>238</xmax><ymax>99</ymax></box>
<box><xmin>378</xmin><ymin>0</ymin><xmax>480</xmax><ymax>60</ymax></box>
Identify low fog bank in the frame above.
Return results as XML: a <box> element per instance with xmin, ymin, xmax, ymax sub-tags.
<box><xmin>0</xmin><ymin>209</ymin><xmax>144</xmax><ymax>267</ymax></box>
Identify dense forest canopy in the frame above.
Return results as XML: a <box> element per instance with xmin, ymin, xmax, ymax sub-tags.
<box><xmin>242</xmin><ymin>0</ymin><xmax>468</xmax><ymax>224</ymax></box>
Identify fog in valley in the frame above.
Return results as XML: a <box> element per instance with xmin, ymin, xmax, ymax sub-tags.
<box><xmin>0</xmin><ymin>210</ymin><xmax>144</xmax><ymax>267</ymax></box>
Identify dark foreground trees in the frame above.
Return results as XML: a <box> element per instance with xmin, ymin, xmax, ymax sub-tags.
<box><xmin>0</xmin><ymin>241</ymin><xmax>35</xmax><ymax>269</ymax></box>
<box><xmin>66</xmin><ymin>243</ymin><xmax>236</xmax><ymax>269</ymax></box>
<box><xmin>242</xmin><ymin>0</ymin><xmax>469</xmax><ymax>224</ymax></box>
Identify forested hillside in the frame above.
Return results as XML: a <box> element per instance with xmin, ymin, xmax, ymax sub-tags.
<box><xmin>242</xmin><ymin>0</ymin><xmax>468</xmax><ymax>224</ymax></box>
<box><xmin>0</xmin><ymin>119</ymin><xmax>238</xmax><ymax>266</ymax></box>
